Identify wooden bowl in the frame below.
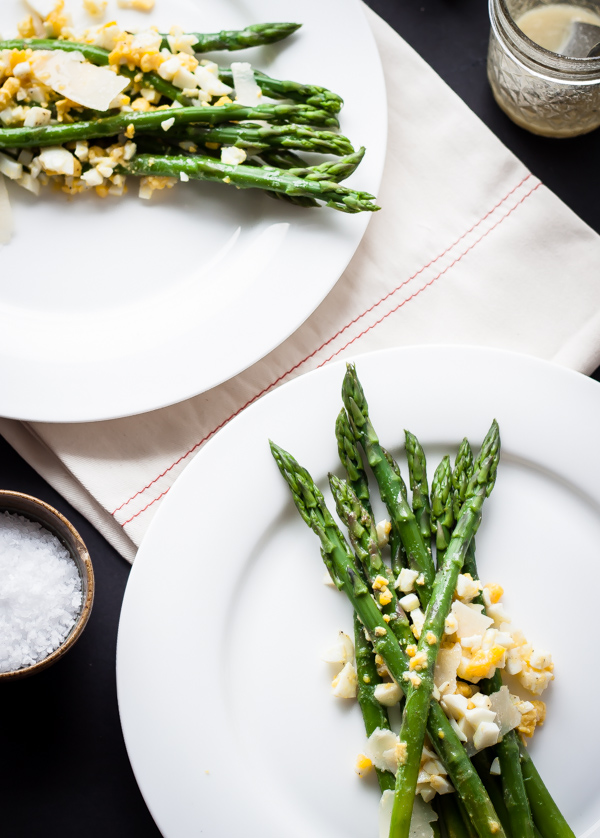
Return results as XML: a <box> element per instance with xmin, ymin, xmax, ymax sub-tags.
<box><xmin>0</xmin><ymin>491</ymin><xmax>94</xmax><ymax>681</ymax></box>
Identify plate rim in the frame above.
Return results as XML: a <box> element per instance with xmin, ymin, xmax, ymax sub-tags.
<box><xmin>0</xmin><ymin>0</ymin><xmax>386</xmax><ymax>423</ymax></box>
<box><xmin>117</xmin><ymin>344</ymin><xmax>600</xmax><ymax>838</ymax></box>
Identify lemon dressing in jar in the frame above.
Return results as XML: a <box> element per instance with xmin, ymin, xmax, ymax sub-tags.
<box><xmin>487</xmin><ymin>0</ymin><xmax>600</xmax><ymax>136</ymax></box>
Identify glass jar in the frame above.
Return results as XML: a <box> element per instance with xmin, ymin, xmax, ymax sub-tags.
<box><xmin>488</xmin><ymin>0</ymin><xmax>600</xmax><ymax>137</ymax></box>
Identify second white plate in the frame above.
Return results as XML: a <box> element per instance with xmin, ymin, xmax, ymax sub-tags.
<box><xmin>117</xmin><ymin>346</ymin><xmax>600</xmax><ymax>838</ymax></box>
<box><xmin>0</xmin><ymin>0</ymin><xmax>385</xmax><ymax>422</ymax></box>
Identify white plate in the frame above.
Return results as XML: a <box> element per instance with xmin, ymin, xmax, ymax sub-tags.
<box><xmin>0</xmin><ymin>0</ymin><xmax>385</xmax><ymax>422</ymax></box>
<box><xmin>117</xmin><ymin>346</ymin><xmax>600</xmax><ymax>838</ymax></box>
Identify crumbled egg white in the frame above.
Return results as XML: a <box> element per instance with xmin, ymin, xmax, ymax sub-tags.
<box><xmin>376</xmin><ymin>519</ymin><xmax>391</xmax><ymax>548</ymax></box>
<box><xmin>399</xmin><ymin>593</ymin><xmax>420</xmax><ymax>612</ymax></box>
<box><xmin>331</xmin><ymin>662</ymin><xmax>358</xmax><ymax>698</ymax></box>
<box><xmin>456</xmin><ymin>573</ymin><xmax>483</xmax><ymax>602</ymax></box>
<box><xmin>220</xmin><ymin>146</ymin><xmax>247</xmax><ymax>166</ymax></box>
<box><xmin>410</xmin><ymin>607</ymin><xmax>426</xmax><ymax>639</ymax></box>
<box><xmin>373</xmin><ymin>681</ymin><xmax>402</xmax><ymax>707</ymax></box>
<box><xmin>0</xmin><ymin>152</ymin><xmax>23</xmax><ymax>180</ymax></box>
<box><xmin>322</xmin><ymin>631</ymin><xmax>354</xmax><ymax>665</ymax></box>
<box><xmin>396</xmin><ymin>567</ymin><xmax>419</xmax><ymax>593</ymax></box>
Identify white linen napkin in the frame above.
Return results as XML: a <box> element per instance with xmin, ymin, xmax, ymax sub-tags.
<box><xmin>1</xmin><ymin>6</ymin><xmax>599</xmax><ymax>563</ymax></box>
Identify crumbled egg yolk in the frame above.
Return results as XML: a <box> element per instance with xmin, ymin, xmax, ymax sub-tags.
<box><xmin>372</xmin><ymin>575</ymin><xmax>389</xmax><ymax>592</ymax></box>
<box><xmin>378</xmin><ymin>589</ymin><xmax>393</xmax><ymax>607</ymax></box>
<box><xmin>518</xmin><ymin>699</ymin><xmax>546</xmax><ymax>738</ymax></box>
<box><xmin>484</xmin><ymin>583</ymin><xmax>504</xmax><ymax>604</ymax></box>
<box><xmin>354</xmin><ymin>754</ymin><xmax>373</xmax><ymax>778</ymax></box>
<box><xmin>409</xmin><ymin>650</ymin><xmax>428</xmax><ymax>672</ymax></box>
<box><xmin>45</xmin><ymin>1</ymin><xmax>73</xmax><ymax>38</ymax></box>
<box><xmin>458</xmin><ymin>645</ymin><xmax>506</xmax><ymax>681</ymax></box>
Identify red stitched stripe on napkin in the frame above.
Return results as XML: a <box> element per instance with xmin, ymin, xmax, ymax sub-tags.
<box><xmin>114</xmin><ymin>175</ymin><xmax>539</xmax><ymax>527</ymax></box>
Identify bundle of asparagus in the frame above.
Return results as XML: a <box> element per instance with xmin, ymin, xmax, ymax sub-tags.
<box><xmin>0</xmin><ymin>3</ymin><xmax>378</xmax><ymax>215</ymax></box>
<box><xmin>270</xmin><ymin>363</ymin><xmax>573</xmax><ymax>838</ymax></box>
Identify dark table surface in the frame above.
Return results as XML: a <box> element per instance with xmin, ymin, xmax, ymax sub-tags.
<box><xmin>2</xmin><ymin>3</ymin><xmax>598</xmax><ymax>836</ymax></box>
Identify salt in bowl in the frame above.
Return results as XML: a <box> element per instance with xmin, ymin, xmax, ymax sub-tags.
<box><xmin>0</xmin><ymin>490</ymin><xmax>94</xmax><ymax>681</ymax></box>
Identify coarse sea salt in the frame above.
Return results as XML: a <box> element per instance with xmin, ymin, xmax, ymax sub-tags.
<box><xmin>0</xmin><ymin>511</ymin><xmax>82</xmax><ymax>673</ymax></box>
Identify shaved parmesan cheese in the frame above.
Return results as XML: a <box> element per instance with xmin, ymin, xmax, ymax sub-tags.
<box><xmin>489</xmin><ymin>686</ymin><xmax>522</xmax><ymax>736</ymax></box>
<box><xmin>434</xmin><ymin>642</ymin><xmax>461</xmax><ymax>694</ymax></box>
<box><xmin>231</xmin><ymin>61</ymin><xmax>262</xmax><ymax>106</ymax></box>
<box><xmin>379</xmin><ymin>790</ymin><xmax>439</xmax><ymax>838</ymax></box>
<box><xmin>451</xmin><ymin>600</ymin><xmax>494</xmax><ymax>639</ymax></box>
<box><xmin>366</xmin><ymin>728</ymin><xmax>402</xmax><ymax>774</ymax></box>
<box><xmin>194</xmin><ymin>65</ymin><xmax>232</xmax><ymax>97</ymax></box>
<box><xmin>0</xmin><ymin>174</ymin><xmax>13</xmax><ymax>245</ymax></box>
<box><xmin>31</xmin><ymin>51</ymin><xmax>129</xmax><ymax>111</ymax></box>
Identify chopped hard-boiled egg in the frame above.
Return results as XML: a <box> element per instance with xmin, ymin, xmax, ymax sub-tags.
<box><xmin>331</xmin><ymin>662</ymin><xmax>358</xmax><ymax>698</ymax></box>
<box><xmin>220</xmin><ymin>146</ymin><xmax>247</xmax><ymax>166</ymax></box>
<box><xmin>321</xmin><ymin>631</ymin><xmax>354</xmax><ymax>665</ymax></box>
<box><xmin>354</xmin><ymin>753</ymin><xmax>373</xmax><ymax>778</ymax></box>
<box><xmin>396</xmin><ymin>567</ymin><xmax>419</xmax><ymax>593</ymax></box>
<box><xmin>373</xmin><ymin>681</ymin><xmax>402</xmax><ymax>707</ymax></box>
<box><xmin>376</xmin><ymin>519</ymin><xmax>392</xmax><ymax>548</ymax></box>
<box><xmin>31</xmin><ymin>50</ymin><xmax>129</xmax><ymax>111</ymax></box>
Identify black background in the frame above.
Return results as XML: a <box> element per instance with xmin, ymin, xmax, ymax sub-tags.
<box><xmin>2</xmin><ymin>3</ymin><xmax>598</xmax><ymax>835</ymax></box>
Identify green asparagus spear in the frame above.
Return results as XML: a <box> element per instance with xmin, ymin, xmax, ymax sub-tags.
<box><xmin>335</xmin><ymin>409</ymin><xmax>373</xmax><ymax>513</ymax></box>
<box><xmin>430</xmin><ymin>455</ymin><xmax>454</xmax><ymax>562</ymax></box>
<box><xmin>119</xmin><ymin>153</ymin><xmax>378</xmax><ymax>213</ymax></box>
<box><xmin>405</xmin><ymin>430</ymin><xmax>432</xmax><ymax>549</ymax></box>
<box><xmin>456</xmin><ymin>797</ymin><xmax>480</xmax><ymax>838</ymax></box>
<box><xmin>248</xmin><ymin>151</ymin><xmax>319</xmax><ymax>208</ymax></box>
<box><xmin>254</xmin><ymin>148</ymin><xmax>366</xmax><ymax>208</ymax></box>
<box><xmin>0</xmin><ymin>104</ymin><xmax>339</xmax><ymax>152</ymax></box>
<box><xmin>381</xmin><ymin>448</ymin><xmax>409</xmax><ymax>578</ymax></box>
<box><xmin>450</xmin><ymin>442</ymin><xmax>541</xmax><ymax>838</ymax></box>
<box><xmin>171</xmin><ymin>123</ymin><xmax>355</xmax><ymax>155</ymax></box>
<box><xmin>159</xmin><ymin>23</ymin><xmax>302</xmax><ymax>53</ymax></box>
<box><xmin>329</xmin><ymin>475</ymin><xmax>414</xmax><ymax>650</ymax></box>
<box><xmin>0</xmin><ymin>38</ymin><xmax>111</xmax><ymax>64</ymax></box>
<box><xmin>390</xmin><ymin>423</ymin><xmax>500</xmax><ymax>838</ymax></box>
<box><xmin>471</xmin><ymin>751</ymin><xmax>514</xmax><ymax>838</ymax></box>
<box><xmin>452</xmin><ymin>439</ymin><xmax>474</xmax><ymax>520</ymax></box>
<box><xmin>354</xmin><ymin>613</ymin><xmax>395</xmax><ymax>793</ymax></box>
<box><xmin>218</xmin><ymin>67</ymin><xmax>343</xmax><ymax>113</ymax></box>
<box><xmin>342</xmin><ymin>364</ymin><xmax>435</xmax><ymax>603</ymax></box>
<box><xmin>518</xmin><ymin>742</ymin><xmax>575</xmax><ymax>838</ymax></box>
<box><xmin>270</xmin><ymin>441</ymin><xmax>506</xmax><ymax>838</ymax></box>
<box><xmin>434</xmin><ymin>793</ymin><xmax>472</xmax><ymax>838</ymax></box>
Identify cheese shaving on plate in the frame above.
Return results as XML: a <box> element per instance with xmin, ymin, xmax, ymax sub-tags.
<box><xmin>31</xmin><ymin>50</ymin><xmax>129</xmax><ymax>111</ymax></box>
